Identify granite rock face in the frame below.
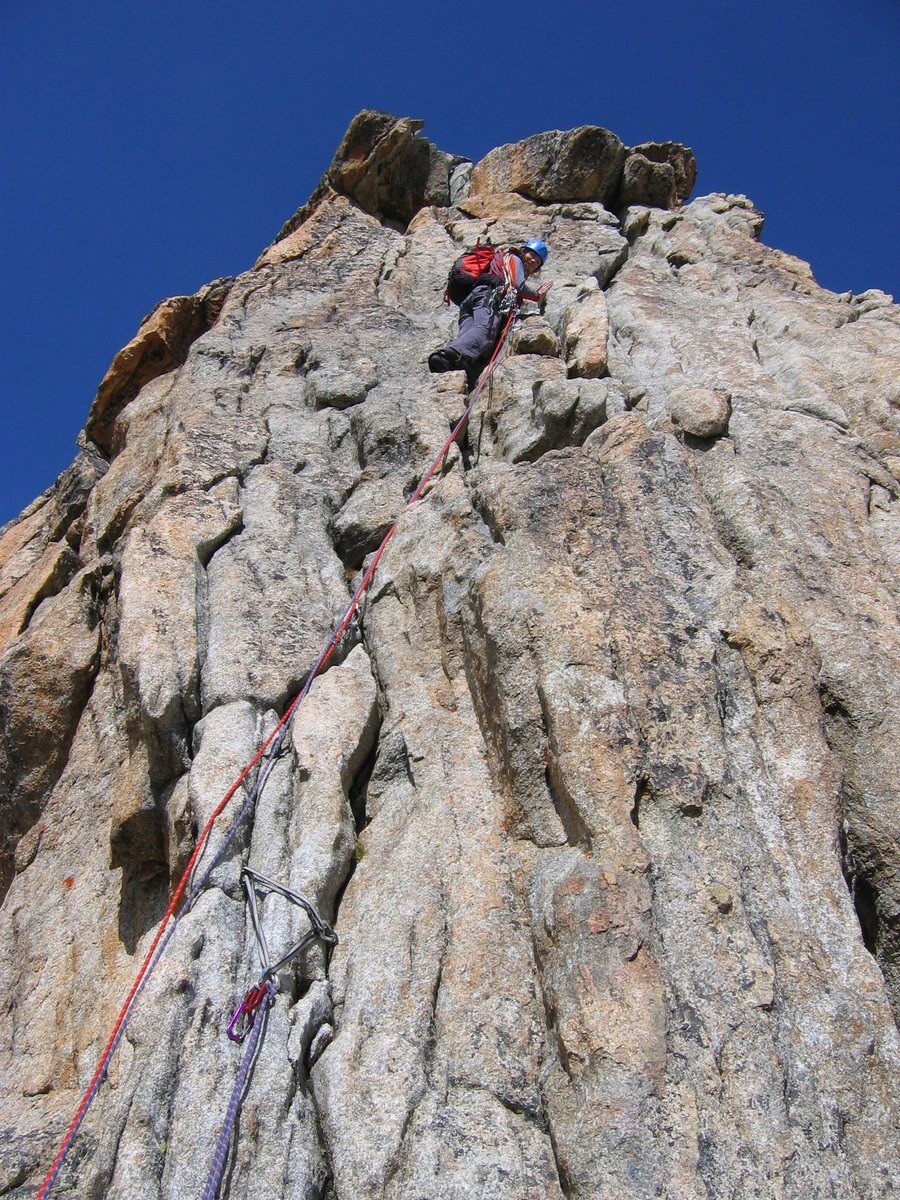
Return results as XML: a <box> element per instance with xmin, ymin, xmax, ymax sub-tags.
<box><xmin>617</xmin><ymin>141</ymin><xmax>698</xmax><ymax>210</ymax></box>
<box><xmin>469</xmin><ymin>126</ymin><xmax>697</xmax><ymax>213</ymax></box>
<box><xmin>87</xmin><ymin>279</ymin><xmax>234</xmax><ymax>454</ymax></box>
<box><xmin>1</xmin><ymin>113</ymin><xmax>898</xmax><ymax>1200</ymax></box>
<box><xmin>275</xmin><ymin>110</ymin><xmax>469</xmax><ymax>240</ymax></box>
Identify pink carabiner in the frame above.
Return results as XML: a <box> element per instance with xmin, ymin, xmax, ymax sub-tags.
<box><xmin>227</xmin><ymin>982</ymin><xmax>270</xmax><ymax>1043</ymax></box>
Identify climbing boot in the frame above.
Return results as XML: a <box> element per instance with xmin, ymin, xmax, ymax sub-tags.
<box><xmin>428</xmin><ymin>348</ymin><xmax>463</xmax><ymax>374</ymax></box>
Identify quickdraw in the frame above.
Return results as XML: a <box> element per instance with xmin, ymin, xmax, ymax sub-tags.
<box><xmin>228</xmin><ymin>869</ymin><xmax>336</xmax><ymax>1043</ymax></box>
<box><xmin>208</xmin><ymin>871</ymin><xmax>337</xmax><ymax>1194</ymax></box>
<box><xmin>246</xmin><ymin>868</ymin><xmax>338</xmax><ymax>977</ymax></box>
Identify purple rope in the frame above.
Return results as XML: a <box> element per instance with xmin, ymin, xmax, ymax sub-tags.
<box><xmin>200</xmin><ymin>980</ymin><xmax>276</xmax><ymax>1200</ymax></box>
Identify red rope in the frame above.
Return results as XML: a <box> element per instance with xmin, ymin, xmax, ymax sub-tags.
<box><xmin>36</xmin><ymin>309</ymin><xmax>517</xmax><ymax>1197</ymax></box>
<box><xmin>35</xmin><ymin>714</ymin><xmax>292</xmax><ymax>1198</ymax></box>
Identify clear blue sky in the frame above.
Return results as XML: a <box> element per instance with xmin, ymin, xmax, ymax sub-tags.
<box><xmin>2</xmin><ymin>0</ymin><xmax>898</xmax><ymax>526</ymax></box>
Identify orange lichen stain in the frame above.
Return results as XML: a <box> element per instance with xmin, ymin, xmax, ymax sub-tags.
<box><xmin>555</xmin><ymin>875</ymin><xmax>587</xmax><ymax>898</ymax></box>
<box><xmin>587</xmin><ymin>909</ymin><xmax>611</xmax><ymax>934</ymax></box>
<box><xmin>63</xmin><ymin>876</ymin><xmax>75</xmax><ymax>891</ymax></box>
<box><xmin>102</xmin><ymin>922</ymin><xmax>122</xmax><ymax>970</ymax></box>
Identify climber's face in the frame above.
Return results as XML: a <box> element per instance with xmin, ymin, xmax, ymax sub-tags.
<box><xmin>522</xmin><ymin>249</ymin><xmax>543</xmax><ymax>275</ymax></box>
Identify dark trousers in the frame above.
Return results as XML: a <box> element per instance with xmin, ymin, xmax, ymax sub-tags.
<box><xmin>447</xmin><ymin>286</ymin><xmax>502</xmax><ymax>376</ymax></box>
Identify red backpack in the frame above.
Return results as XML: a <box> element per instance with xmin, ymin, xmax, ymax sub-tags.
<box><xmin>443</xmin><ymin>240</ymin><xmax>501</xmax><ymax>305</ymax></box>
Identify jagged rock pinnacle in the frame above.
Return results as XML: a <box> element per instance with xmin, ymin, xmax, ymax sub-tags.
<box><xmin>0</xmin><ymin>112</ymin><xmax>897</xmax><ymax>1200</ymax></box>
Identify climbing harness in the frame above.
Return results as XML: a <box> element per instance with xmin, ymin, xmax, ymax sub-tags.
<box><xmin>36</xmin><ymin>307</ymin><xmax>519</xmax><ymax>1199</ymax></box>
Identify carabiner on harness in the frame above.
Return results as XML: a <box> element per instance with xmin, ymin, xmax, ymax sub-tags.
<box><xmin>496</xmin><ymin>289</ymin><xmax>519</xmax><ymax>315</ymax></box>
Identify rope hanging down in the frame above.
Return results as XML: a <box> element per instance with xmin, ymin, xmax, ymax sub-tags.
<box><xmin>36</xmin><ymin>309</ymin><xmax>518</xmax><ymax>1199</ymax></box>
<box><xmin>201</xmin><ymin>978</ymin><xmax>275</xmax><ymax>1200</ymax></box>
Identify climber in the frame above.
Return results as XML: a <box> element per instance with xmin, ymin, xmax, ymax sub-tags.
<box><xmin>429</xmin><ymin>239</ymin><xmax>552</xmax><ymax>386</ymax></box>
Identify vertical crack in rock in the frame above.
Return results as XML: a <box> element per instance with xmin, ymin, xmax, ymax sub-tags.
<box><xmin>307</xmin><ymin>1098</ymin><xmax>337</xmax><ymax>1200</ymax></box>
<box><xmin>545</xmin><ymin>1125</ymin><xmax>575</xmax><ymax>1200</ymax></box>
<box><xmin>423</xmin><ymin>901</ymin><xmax>450</xmax><ymax>1090</ymax></box>
<box><xmin>346</xmin><ymin>724</ymin><xmax>379</xmax><ymax>834</ymax></box>
<box><xmin>839</xmin><ymin>820</ymin><xmax>881</xmax><ymax>959</ymax></box>
<box><xmin>537</xmin><ymin>684</ymin><xmax>593</xmax><ymax>851</ymax></box>
<box><xmin>630</xmin><ymin>775</ymin><xmax>651</xmax><ymax>830</ymax></box>
<box><xmin>195</xmin><ymin>500</ymin><xmax>246</xmax><ymax>678</ymax></box>
<box><xmin>329</xmin><ymin>715</ymin><xmax>383</xmax><ymax>925</ymax></box>
<box><xmin>98</xmin><ymin>1089</ymin><xmax>137</xmax><ymax>1199</ymax></box>
<box><xmin>0</xmin><ymin>563</ymin><xmax>104</xmax><ymax>901</ymax></box>
<box><xmin>820</xmin><ymin>681</ymin><xmax>898</xmax><ymax>1016</ymax></box>
<box><xmin>526</xmin><ymin>920</ymin><xmax>575</xmax><ymax>1199</ymax></box>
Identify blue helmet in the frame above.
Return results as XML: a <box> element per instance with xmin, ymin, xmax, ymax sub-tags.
<box><xmin>524</xmin><ymin>238</ymin><xmax>549</xmax><ymax>264</ymax></box>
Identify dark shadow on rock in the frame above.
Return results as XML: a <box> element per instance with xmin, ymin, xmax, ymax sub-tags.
<box><xmin>116</xmin><ymin>859</ymin><xmax>170</xmax><ymax>956</ymax></box>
